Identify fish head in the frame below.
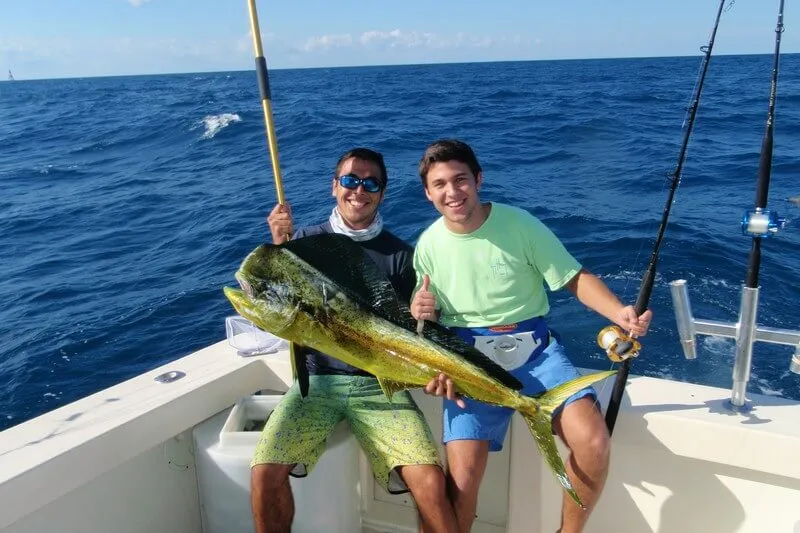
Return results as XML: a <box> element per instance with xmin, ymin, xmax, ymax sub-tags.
<box><xmin>223</xmin><ymin>245</ymin><xmax>301</xmax><ymax>337</ymax></box>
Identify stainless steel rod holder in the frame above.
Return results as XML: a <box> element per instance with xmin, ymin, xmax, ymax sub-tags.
<box><xmin>669</xmin><ymin>280</ymin><xmax>697</xmax><ymax>360</ymax></box>
<box><xmin>730</xmin><ymin>287</ymin><xmax>759</xmax><ymax>410</ymax></box>
<box><xmin>669</xmin><ymin>279</ymin><xmax>799</xmax><ymax>411</ymax></box>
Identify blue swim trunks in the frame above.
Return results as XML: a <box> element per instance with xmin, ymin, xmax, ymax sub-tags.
<box><xmin>443</xmin><ymin>318</ymin><xmax>596</xmax><ymax>451</ymax></box>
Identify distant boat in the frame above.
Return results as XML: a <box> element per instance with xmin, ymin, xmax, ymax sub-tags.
<box><xmin>7</xmin><ymin>70</ymin><xmax>13</xmax><ymax>81</ymax></box>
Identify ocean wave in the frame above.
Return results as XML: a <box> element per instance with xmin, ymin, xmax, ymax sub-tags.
<box><xmin>196</xmin><ymin>113</ymin><xmax>242</xmax><ymax>139</ymax></box>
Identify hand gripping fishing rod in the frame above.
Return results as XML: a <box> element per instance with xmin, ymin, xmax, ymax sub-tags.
<box><xmin>601</xmin><ymin>0</ymin><xmax>729</xmax><ymax>435</ymax></box>
<box><xmin>246</xmin><ymin>0</ymin><xmax>308</xmax><ymax>395</ymax></box>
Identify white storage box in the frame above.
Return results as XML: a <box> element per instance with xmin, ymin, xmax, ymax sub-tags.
<box><xmin>193</xmin><ymin>395</ymin><xmax>361</xmax><ymax>533</ymax></box>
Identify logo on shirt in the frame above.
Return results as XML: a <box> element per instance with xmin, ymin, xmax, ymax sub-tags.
<box><xmin>490</xmin><ymin>260</ymin><xmax>510</xmax><ymax>278</ymax></box>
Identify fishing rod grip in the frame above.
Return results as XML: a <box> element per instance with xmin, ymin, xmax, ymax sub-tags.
<box><xmin>754</xmin><ymin>134</ymin><xmax>774</xmax><ymax>209</ymax></box>
<box><xmin>256</xmin><ymin>57</ymin><xmax>272</xmax><ymax>101</ymax></box>
<box><xmin>745</xmin><ymin>239</ymin><xmax>762</xmax><ymax>289</ymax></box>
<box><xmin>246</xmin><ymin>0</ymin><xmax>286</xmax><ymax>206</ymax></box>
<box><xmin>633</xmin><ymin>263</ymin><xmax>656</xmax><ymax>316</ymax></box>
<box><xmin>604</xmin><ymin>359</ymin><xmax>630</xmax><ymax>434</ymax></box>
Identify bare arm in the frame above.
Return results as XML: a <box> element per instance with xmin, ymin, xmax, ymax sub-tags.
<box><xmin>565</xmin><ymin>268</ymin><xmax>652</xmax><ymax>337</ymax></box>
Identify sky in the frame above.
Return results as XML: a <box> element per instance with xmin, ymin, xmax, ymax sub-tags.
<box><xmin>1</xmin><ymin>0</ymin><xmax>797</xmax><ymax>80</ymax></box>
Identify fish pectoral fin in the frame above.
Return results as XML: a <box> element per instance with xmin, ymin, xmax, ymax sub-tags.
<box><xmin>291</xmin><ymin>344</ymin><xmax>310</xmax><ymax>398</ymax></box>
<box><xmin>377</xmin><ymin>377</ymin><xmax>412</xmax><ymax>399</ymax></box>
<box><xmin>321</xmin><ymin>282</ymin><xmax>342</xmax><ymax>309</ymax></box>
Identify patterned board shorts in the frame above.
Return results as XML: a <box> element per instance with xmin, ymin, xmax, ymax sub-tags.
<box><xmin>251</xmin><ymin>374</ymin><xmax>442</xmax><ymax>494</ymax></box>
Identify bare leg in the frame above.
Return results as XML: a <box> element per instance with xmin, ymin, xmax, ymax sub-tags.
<box><xmin>399</xmin><ymin>464</ymin><xmax>460</xmax><ymax>533</ymax></box>
<box><xmin>251</xmin><ymin>463</ymin><xmax>296</xmax><ymax>533</ymax></box>
<box><xmin>444</xmin><ymin>440</ymin><xmax>490</xmax><ymax>533</ymax></box>
<box><xmin>553</xmin><ymin>398</ymin><xmax>610</xmax><ymax>533</ymax></box>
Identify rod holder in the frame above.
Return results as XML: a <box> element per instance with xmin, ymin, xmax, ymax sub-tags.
<box><xmin>669</xmin><ymin>279</ymin><xmax>800</xmax><ymax>411</ymax></box>
<box><xmin>669</xmin><ymin>280</ymin><xmax>697</xmax><ymax>360</ymax></box>
<box><xmin>730</xmin><ymin>287</ymin><xmax>760</xmax><ymax>409</ymax></box>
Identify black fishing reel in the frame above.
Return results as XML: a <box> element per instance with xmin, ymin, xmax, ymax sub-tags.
<box><xmin>596</xmin><ymin>325</ymin><xmax>641</xmax><ymax>363</ymax></box>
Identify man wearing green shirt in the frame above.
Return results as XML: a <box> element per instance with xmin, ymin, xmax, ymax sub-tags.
<box><xmin>410</xmin><ymin>139</ymin><xmax>652</xmax><ymax>533</ymax></box>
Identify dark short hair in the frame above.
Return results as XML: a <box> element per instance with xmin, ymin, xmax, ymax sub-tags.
<box><xmin>418</xmin><ymin>139</ymin><xmax>482</xmax><ymax>187</ymax></box>
<box><xmin>335</xmin><ymin>148</ymin><xmax>388</xmax><ymax>187</ymax></box>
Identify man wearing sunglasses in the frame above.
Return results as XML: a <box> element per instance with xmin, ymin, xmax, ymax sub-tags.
<box><xmin>251</xmin><ymin>148</ymin><xmax>459</xmax><ymax>533</ymax></box>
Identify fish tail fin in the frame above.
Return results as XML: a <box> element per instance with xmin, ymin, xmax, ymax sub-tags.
<box><xmin>519</xmin><ymin>370</ymin><xmax>616</xmax><ymax>509</ymax></box>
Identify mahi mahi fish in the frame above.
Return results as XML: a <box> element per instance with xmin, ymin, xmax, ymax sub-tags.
<box><xmin>223</xmin><ymin>233</ymin><xmax>615</xmax><ymax>507</ymax></box>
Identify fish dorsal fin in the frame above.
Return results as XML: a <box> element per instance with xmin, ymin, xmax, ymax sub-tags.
<box><xmin>281</xmin><ymin>233</ymin><xmax>413</xmax><ymax>325</ymax></box>
<box><xmin>281</xmin><ymin>233</ymin><xmax>523</xmax><ymax>391</ymax></box>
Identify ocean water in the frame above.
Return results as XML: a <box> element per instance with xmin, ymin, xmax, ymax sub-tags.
<box><xmin>2</xmin><ymin>55</ymin><xmax>799</xmax><ymax>431</ymax></box>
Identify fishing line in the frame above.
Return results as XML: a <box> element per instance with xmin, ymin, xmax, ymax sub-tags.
<box><xmin>610</xmin><ymin>32</ymin><xmax>721</xmax><ymax>313</ymax></box>
<box><xmin>600</xmin><ymin>0</ymin><xmax>730</xmax><ymax>434</ymax></box>
<box><xmin>594</xmin><ymin>2</ymin><xmax>735</xmax><ymax>410</ymax></box>
<box><xmin>598</xmin><ymin>0</ymin><xmax>734</xmax><ymax>321</ymax></box>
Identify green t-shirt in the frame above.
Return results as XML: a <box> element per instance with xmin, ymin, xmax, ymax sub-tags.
<box><xmin>413</xmin><ymin>202</ymin><xmax>581</xmax><ymax>328</ymax></box>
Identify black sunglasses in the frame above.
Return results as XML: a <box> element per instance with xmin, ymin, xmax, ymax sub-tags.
<box><xmin>336</xmin><ymin>174</ymin><xmax>384</xmax><ymax>193</ymax></box>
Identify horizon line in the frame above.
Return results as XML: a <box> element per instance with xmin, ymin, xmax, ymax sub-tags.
<box><xmin>4</xmin><ymin>51</ymin><xmax>796</xmax><ymax>82</ymax></box>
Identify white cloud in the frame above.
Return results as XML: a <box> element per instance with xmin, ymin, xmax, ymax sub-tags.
<box><xmin>0</xmin><ymin>28</ymin><xmax>540</xmax><ymax>79</ymax></box>
<box><xmin>284</xmin><ymin>29</ymin><xmax>512</xmax><ymax>54</ymax></box>
<box><xmin>359</xmin><ymin>29</ymin><xmax>441</xmax><ymax>49</ymax></box>
<box><xmin>128</xmin><ymin>0</ymin><xmax>152</xmax><ymax>7</ymax></box>
<box><xmin>1</xmin><ymin>35</ymin><xmax>251</xmax><ymax>79</ymax></box>
<box><xmin>293</xmin><ymin>29</ymin><xmax>515</xmax><ymax>52</ymax></box>
<box><xmin>302</xmin><ymin>33</ymin><xmax>353</xmax><ymax>52</ymax></box>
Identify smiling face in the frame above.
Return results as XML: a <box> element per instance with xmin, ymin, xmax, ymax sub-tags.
<box><xmin>332</xmin><ymin>157</ymin><xmax>385</xmax><ymax>230</ymax></box>
<box><xmin>424</xmin><ymin>160</ymin><xmax>486</xmax><ymax>234</ymax></box>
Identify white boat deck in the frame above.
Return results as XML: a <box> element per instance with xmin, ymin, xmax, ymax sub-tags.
<box><xmin>2</xmin><ymin>340</ymin><xmax>799</xmax><ymax>533</ymax></box>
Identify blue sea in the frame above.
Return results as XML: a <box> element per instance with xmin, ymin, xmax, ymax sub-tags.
<box><xmin>2</xmin><ymin>55</ymin><xmax>799</xmax><ymax>431</ymax></box>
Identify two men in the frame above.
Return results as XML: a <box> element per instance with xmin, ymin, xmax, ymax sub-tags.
<box><xmin>250</xmin><ymin>142</ymin><xmax>652</xmax><ymax>533</ymax></box>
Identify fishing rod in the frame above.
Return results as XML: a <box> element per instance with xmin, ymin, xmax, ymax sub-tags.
<box><xmin>731</xmin><ymin>0</ymin><xmax>786</xmax><ymax>409</ymax></box>
<box><xmin>247</xmin><ymin>0</ymin><xmax>285</xmax><ymax>204</ymax></box>
<box><xmin>246</xmin><ymin>0</ymin><xmax>308</xmax><ymax>394</ymax></box>
<box><xmin>600</xmin><ymin>0</ymin><xmax>729</xmax><ymax>435</ymax></box>
<box><xmin>744</xmin><ymin>0</ymin><xmax>784</xmax><ymax>288</ymax></box>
